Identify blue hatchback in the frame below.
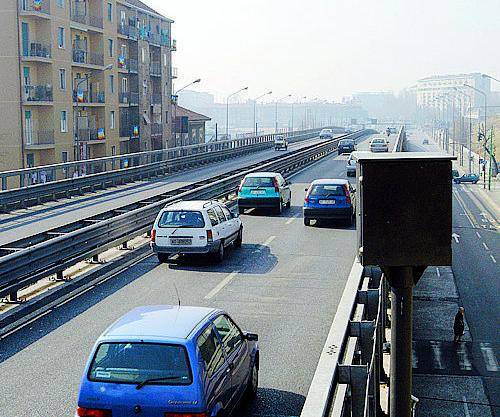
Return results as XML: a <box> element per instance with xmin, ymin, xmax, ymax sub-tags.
<box><xmin>303</xmin><ymin>179</ymin><xmax>356</xmax><ymax>226</ymax></box>
<box><xmin>76</xmin><ymin>306</ymin><xmax>259</xmax><ymax>417</ymax></box>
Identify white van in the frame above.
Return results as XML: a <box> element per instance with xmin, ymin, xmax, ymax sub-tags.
<box><xmin>274</xmin><ymin>135</ymin><xmax>288</xmax><ymax>150</ymax></box>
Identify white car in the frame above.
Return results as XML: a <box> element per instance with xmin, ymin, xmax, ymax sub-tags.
<box><xmin>274</xmin><ymin>135</ymin><xmax>288</xmax><ymax>150</ymax></box>
<box><xmin>150</xmin><ymin>200</ymin><xmax>243</xmax><ymax>263</ymax></box>
<box><xmin>370</xmin><ymin>137</ymin><xmax>389</xmax><ymax>152</ymax></box>
<box><xmin>319</xmin><ymin>128</ymin><xmax>334</xmax><ymax>139</ymax></box>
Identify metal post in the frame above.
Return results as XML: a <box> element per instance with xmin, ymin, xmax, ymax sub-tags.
<box><xmin>339</xmin><ymin>365</ymin><xmax>369</xmax><ymax>417</ymax></box>
<box><xmin>387</xmin><ymin>266</ymin><xmax>414</xmax><ymax>417</ymax></box>
<box><xmin>275</xmin><ymin>101</ymin><xmax>278</xmax><ymax>133</ymax></box>
<box><xmin>226</xmin><ymin>97</ymin><xmax>229</xmax><ymax>139</ymax></box>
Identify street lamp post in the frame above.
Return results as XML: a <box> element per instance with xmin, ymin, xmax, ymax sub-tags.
<box><xmin>302</xmin><ymin>96</ymin><xmax>307</xmax><ymax>129</ymax></box>
<box><xmin>226</xmin><ymin>86</ymin><xmax>248</xmax><ymax>140</ymax></box>
<box><xmin>173</xmin><ymin>78</ymin><xmax>201</xmax><ymax>146</ymax></box>
<box><xmin>253</xmin><ymin>91</ymin><xmax>272</xmax><ymax>137</ymax></box>
<box><xmin>275</xmin><ymin>94</ymin><xmax>291</xmax><ymax>133</ymax></box>
<box><xmin>464</xmin><ymin>83</ymin><xmax>488</xmax><ymax>188</ymax></box>
<box><xmin>453</xmin><ymin>87</ymin><xmax>473</xmax><ymax>173</ymax></box>
<box><xmin>290</xmin><ymin>99</ymin><xmax>295</xmax><ymax>134</ymax></box>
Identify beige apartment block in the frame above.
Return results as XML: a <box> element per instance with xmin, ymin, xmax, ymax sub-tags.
<box><xmin>0</xmin><ymin>0</ymin><xmax>175</xmax><ymax>174</ymax></box>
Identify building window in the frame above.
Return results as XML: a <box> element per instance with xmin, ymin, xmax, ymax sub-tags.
<box><xmin>60</xmin><ymin>111</ymin><xmax>67</xmax><ymax>132</ymax></box>
<box><xmin>26</xmin><ymin>154</ymin><xmax>35</xmax><ymax>168</ymax></box>
<box><xmin>111</xmin><ymin>145</ymin><xmax>116</xmax><ymax>156</ymax></box>
<box><xmin>108</xmin><ymin>39</ymin><xmax>114</xmax><ymax>57</ymax></box>
<box><xmin>56</xmin><ymin>0</ymin><xmax>64</xmax><ymax>7</ymax></box>
<box><xmin>165</xmin><ymin>110</ymin><xmax>168</xmax><ymax>124</ymax></box>
<box><xmin>107</xmin><ymin>3</ymin><xmax>113</xmax><ymax>22</ymax></box>
<box><xmin>57</xmin><ymin>27</ymin><xmax>65</xmax><ymax>49</ymax></box>
<box><xmin>61</xmin><ymin>151</ymin><xmax>68</xmax><ymax>163</ymax></box>
<box><xmin>110</xmin><ymin>111</ymin><xmax>115</xmax><ymax>129</ymax></box>
<box><xmin>141</xmin><ymin>47</ymin><xmax>145</xmax><ymax>63</ymax></box>
<box><xmin>109</xmin><ymin>74</ymin><xmax>114</xmax><ymax>93</ymax></box>
<box><xmin>163</xmin><ymin>53</ymin><xmax>167</xmax><ymax>67</ymax></box>
<box><xmin>59</xmin><ymin>69</ymin><xmax>66</xmax><ymax>90</ymax></box>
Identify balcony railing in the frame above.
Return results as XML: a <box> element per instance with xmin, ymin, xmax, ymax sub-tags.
<box><xmin>117</xmin><ymin>23</ymin><xmax>138</xmax><ymax>39</ymax></box>
<box><xmin>23</xmin><ymin>42</ymin><xmax>52</xmax><ymax>59</ymax></box>
<box><xmin>23</xmin><ymin>84</ymin><xmax>53</xmax><ymax>102</ymax></box>
<box><xmin>119</xmin><ymin>123</ymin><xmax>140</xmax><ymax>138</ymax></box>
<box><xmin>129</xmin><ymin>92</ymin><xmax>139</xmax><ymax>106</ymax></box>
<box><xmin>75</xmin><ymin>128</ymin><xmax>105</xmax><ymax>142</ymax></box>
<box><xmin>150</xmin><ymin>62</ymin><xmax>161</xmax><ymax>77</ymax></box>
<box><xmin>149</xmin><ymin>33</ymin><xmax>161</xmax><ymax>46</ymax></box>
<box><xmin>70</xmin><ymin>2</ymin><xmax>103</xmax><ymax>29</ymax></box>
<box><xmin>118</xmin><ymin>56</ymin><xmax>137</xmax><ymax>73</ymax></box>
<box><xmin>73</xmin><ymin>90</ymin><xmax>105</xmax><ymax>104</ymax></box>
<box><xmin>171</xmin><ymin>39</ymin><xmax>177</xmax><ymax>51</ymax></box>
<box><xmin>119</xmin><ymin>92</ymin><xmax>129</xmax><ymax>104</ymax></box>
<box><xmin>151</xmin><ymin>94</ymin><xmax>162</xmax><ymax>104</ymax></box>
<box><xmin>19</xmin><ymin>0</ymin><xmax>50</xmax><ymax>14</ymax></box>
<box><xmin>151</xmin><ymin>123</ymin><xmax>162</xmax><ymax>136</ymax></box>
<box><xmin>25</xmin><ymin>130</ymin><xmax>55</xmax><ymax>146</ymax></box>
<box><xmin>171</xmin><ymin>67</ymin><xmax>178</xmax><ymax>79</ymax></box>
<box><xmin>129</xmin><ymin>58</ymin><xmax>138</xmax><ymax>73</ymax></box>
<box><xmin>72</xmin><ymin>48</ymin><xmax>104</xmax><ymax>67</ymax></box>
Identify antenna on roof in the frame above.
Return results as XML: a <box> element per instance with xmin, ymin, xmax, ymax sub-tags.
<box><xmin>173</xmin><ymin>281</ymin><xmax>181</xmax><ymax>308</ymax></box>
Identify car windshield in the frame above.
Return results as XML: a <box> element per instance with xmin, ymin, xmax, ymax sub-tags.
<box><xmin>243</xmin><ymin>177</ymin><xmax>275</xmax><ymax>187</ymax></box>
<box><xmin>309</xmin><ymin>184</ymin><xmax>345</xmax><ymax>196</ymax></box>
<box><xmin>158</xmin><ymin>210</ymin><xmax>205</xmax><ymax>228</ymax></box>
<box><xmin>88</xmin><ymin>343</ymin><xmax>192</xmax><ymax>385</ymax></box>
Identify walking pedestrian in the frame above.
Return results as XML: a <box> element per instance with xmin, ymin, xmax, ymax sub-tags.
<box><xmin>453</xmin><ymin>307</ymin><xmax>465</xmax><ymax>343</ymax></box>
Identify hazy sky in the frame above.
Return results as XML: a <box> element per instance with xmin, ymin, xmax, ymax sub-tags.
<box><xmin>149</xmin><ymin>0</ymin><xmax>500</xmax><ymax>102</ymax></box>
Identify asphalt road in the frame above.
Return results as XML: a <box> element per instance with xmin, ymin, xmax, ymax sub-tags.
<box><xmin>0</xmin><ymin>133</ymin><xmax>388</xmax><ymax>417</ymax></box>
<box><xmin>0</xmin><ymin>136</ymin><xmax>334</xmax><ymax>247</ymax></box>
<box><xmin>407</xmin><ymin>134</ymin><xmax>499</xmax><ymax>417</ymax></box>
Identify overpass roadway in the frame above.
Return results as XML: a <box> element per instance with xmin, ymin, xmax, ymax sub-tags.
<box><xmin>0</xmin><ymin>135</ymin><xmax>339</xmax><ymax>247</ymax></box>
<box><xmin>0</xmin><ymin>133</ymin><xmax>393</xmax><ymax>417</ymax></box>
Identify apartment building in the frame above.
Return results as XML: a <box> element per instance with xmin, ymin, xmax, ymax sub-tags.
<box><xmin>0</xmin><ymin>0</ymin><xmax>175</xmax><ymax>173</ymax></box>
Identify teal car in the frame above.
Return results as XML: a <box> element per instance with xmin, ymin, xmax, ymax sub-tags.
<box><xmin>237</xmin><ymin>172</ymin><xmax>292</xmax><ymax>214</ymax></box>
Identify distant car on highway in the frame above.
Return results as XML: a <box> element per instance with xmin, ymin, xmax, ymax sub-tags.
<box><xmin>150</xmin><ymin>200</ymin><xmax>242</xmax><ymax>263</ymax></box>
<box><xmin>303</xmin><ymin>179</ymin><xmax>356</xmax><ymax>226</ymax></box>
<box><xmin>319</xmin><ymin>128</ymin><xmax>334</xmax><ymax>139</ymax></box>
<box><xmin>274</xmin><ymin>134</ymin><xmax>288</xmax><ymax>151</ymax></box>
<box><xmin>238</xmin><ymin>172</ymin><xmax>292</xmax><ymax>214</ymax></box>
<box><xmin>346</xmin><ymin>154</ymin><xmax>357</xmax><ymax>177</ymax></box>
<box><xmin>338</xmin><ymin>139</ymin><xmax>356</xmax><ymax>154</ymax></box>
<box><xmin>370</xmin><ymin>137</ymin><xmax>389</xmax><ymax>152</ymax></box>
<box><xmin>422</xmin><ymin>139</ymin><xmax>429</xmax><ymax>145</ymax></box>
<box><xmin>388</xmin><ymin>127</ymin><xmax>397</xmax><ymax>134</ymax></box>
<box><xmin>454</xmin><ymin>173</ymin><xmax>479</xmax><ymax>184</ymax></box>
<box><xmin>76</xmin><ymin>305</ymin><xmax>259</xmax><ymax>417</ymax></box>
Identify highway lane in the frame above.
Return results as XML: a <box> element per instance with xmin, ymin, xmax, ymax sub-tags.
<box><xmin>0</xmin><ymin>135</ymin><xmax>386</xmax><ymax>417</ymax></box>
<box><xmin>0</xmin><ymin>135</ymin><xmax>337</xmax><ymax>247</ymax></box>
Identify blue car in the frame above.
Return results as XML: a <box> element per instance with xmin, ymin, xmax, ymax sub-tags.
<box><xmin>454</xmin><ymin>173</ymin><xmax>479</xmax><ymax>184</ymax></box>
<box><xmin>76</xmin><ymin>306</ymin><xmax>259</xmax><ymax>417</ymax></box>
<box><xmin>303</xmin><ymin>179</ymin><xmax>356</xmax><ymax>226</ymax></box>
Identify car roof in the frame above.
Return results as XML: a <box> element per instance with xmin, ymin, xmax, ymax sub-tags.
<box><xmin>101</xmin><ymin>305</ymin><xmax>219</xmax><ymax>341</ymax></box>
<box><xmin>162</xmin><ymin>200</ymin><xmax>220</xmax><ymax>211</ymax></box>
<box><xmin>245</xmin><ymin>172</ymin><xmax>280</xmax><ymax>178</ymax></box>
<box><xmin>310</xmin><ymin>178</ymin><xmax>349</xmax><ymax>185</ymax></box>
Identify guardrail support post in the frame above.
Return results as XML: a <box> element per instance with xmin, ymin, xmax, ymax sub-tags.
<box><xmin>350</xmin><ymin>320</ymin><xmax>375</xmax><ymax>365</ymax></box>
<box><xmin>339</xmin><ymin>364</ymin><xmax>369</xmax><ymax>417</ymax></box>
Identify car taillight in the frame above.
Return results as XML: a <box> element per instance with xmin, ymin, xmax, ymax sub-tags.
<box><xmin>343</xmin><ymin>185</ymin><xmax>351</xmax><ymax>204</ymax></box>
<box><xmin>272</xmin><ymin>177</ymin><xmax>279</xmax><ymax>192</ymax></box>
<box><xmin>77</xmin><ymin>407</ymin><xmax>112</xmax><ymax>417</ymax></box>
<box><xmin>304</xmin><ymin>187</ymin><xmax>311</xmax><ymax>203</ymax></box>
<box><xmin>150</xmin><ymin>228</ymin><xmax>156</xmax><ymax>243</ymax></box>
<box><xmin>206</xmin><ymin>229</ymin><xmax>213</xmax><ymax>242</ymax></box>
<box><xmin>237</xmin><ymin>178</ymin><xmax>245</xmax><ymax>193</ymax></box>
<box><xmin>165</xmin><ymin>413</ymin><xmax>207</xmax><ymax>417</ymax></box>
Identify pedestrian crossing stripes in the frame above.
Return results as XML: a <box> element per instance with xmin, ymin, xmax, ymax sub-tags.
<box><xmin>412</xmin><ymin>340</ymin><xmax>499</xmax><ymax>375</ymax></box>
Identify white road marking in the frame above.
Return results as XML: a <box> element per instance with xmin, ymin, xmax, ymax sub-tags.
<box><xmin>482</xmin><ymin>242</ymin><xmax>490</xmax><ymax>251</ymax></box>
<box><xmin>286</xmin><ymin>214</ymin><xmax>300</xmax><ymax>225</ymax></box>
<box><xmin>456</xmin><ymin>344</ymin><xmax>472</xmax><ymax>370</ymax></box>
<box><xmin>463</xmin><ymin>396</ymin><xmax>471</xmax><ymax>417</ymax></box>
<box><xmin>430</xmin><ymin>341</ymin><xmax>444</xmax><ymax>369</ymax></box>
<box><xmin>253</xmin><ymin>235</ymin><xmax>276</xmax><ymax>253</ymax></box>
<box><xmin>412</xmin><ymin>345</ymin><xmax>418</xmax><ymax>368</ymax></box>
<box><xmin>204</xmin><ymin>271</ymin><xmax>238</xmax><ymax>300</ymax></box>
<box><xmin>480</xmin><ymin>342</ymin><xmax>499</xmax><ymax>372</ymax></box>
<box><xmin>490</xmin><ymin>255</ymin><xmax>497</xmax><ymax>264</ymax></box>
<box><xmin>436</xmin><ymin>267</ymin><xmax>441</xmax><ymax>278</ymax></box>
<box><xmin>476</xmin><ymin>231</ymin><xmax>482</xmax><ymax>239</ymax></box>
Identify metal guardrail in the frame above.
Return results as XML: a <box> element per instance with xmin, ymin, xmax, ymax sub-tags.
<box><xmin>0</xmin><ymin>130</ymin><xmax>367</xmax><ymax>308</ymax></box>
<box><xmin>0</xmin><ymin>128</ymin><xmax>325</xmax><ymax>210</ymax></box>
<box><xmin>300</xmin><ymin>260</ymin><xmax>388</xmax><ymax>417</ymax></box>
<box><xmin>393</xmin><ymin>126</ymin><xmax>406</xmax><ymax>152</ymax></box>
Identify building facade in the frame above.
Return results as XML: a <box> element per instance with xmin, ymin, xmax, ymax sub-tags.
<box><xmin>173</xmin><ymin>105</ymin><xmax>211</xmax><ymax>146</ymax></box>
<box><xmin>0</xmin><ymin>0</ymin><xmax>175</xmax><ymax>173</ymax></box>
<box><xmin>414</xmin><ymin>73</ymin><xmax>491</xmax><ymax>115</ymax></box>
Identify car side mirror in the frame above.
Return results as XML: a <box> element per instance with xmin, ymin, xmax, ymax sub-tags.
<box><xmin>244</xmin><ymin>332</ymin><xmax>258</xmax><ymax>341</ymax></box>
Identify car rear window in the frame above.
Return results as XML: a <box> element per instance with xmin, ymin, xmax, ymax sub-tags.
<box><xmin>158</xmin><ymin>210</ymin><xmax>205</xmax><ymax>228</ymax></box>
<box><xmin>309</xmin><ymin>184</ymin><xmax>345</xmax><ymax>196</ymax></box>
<box><xmin>88</xmin><ymin>342</ymin><xmax>192</xmax><ymax>385</ymax></box>
<box><xmin>242</xmin><ymin>177</ymin><xmax>274</xmax><ymax>187</ymax></box>
<box><xmin>372</xmin><ymin>139</ymin><xmax>385</xmax><ymax>144</ymax></box>
<box><xmin>339</xmin><ymin>140</ymin><xmax>354</xmax><ymax>145</ymax></box>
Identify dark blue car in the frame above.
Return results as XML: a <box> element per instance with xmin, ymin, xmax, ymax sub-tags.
<box><xmin>303</xmin><ymin>179</ymin><xmax>356</xmax><ymax>226</ymax></box>
<box><xmin>76</xmin><ymin>306</ymin><xmax>259</xmax><ymax>417</ymax></box>
<box><xmin>454</xmin><ymin>173</ymin><xmax>479</xmax><ymax>184</ymax></box>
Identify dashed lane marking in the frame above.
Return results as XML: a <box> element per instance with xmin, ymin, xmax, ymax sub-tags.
<box><xmin>430</xmin><ymin>340</ymin><xmax>445</xmax><ymax>369</ymax></box>
<box><xmin>436</xmin><ymin>267</ymin><xmax>441</xmax><ymax>278</ymax></box>
<box><xmin>490</xmin><ymin>255</ymin><xmax>497</xmax><ymax>264</ymax></box>
<box><xmin>204</xmin><ymin>271</ymin><xmax>238</xmax><ymax>300</ymax></box>
<box><xmin>456</xmin><ymin>343</ymin><xmax>473</xmax><ymax>371</ymax></box>
<box><xmin>253</xmin><ymin>235</ymin><xmax>276</xmax><ymax>253</ymax></box>
<box><xmin>463</xmin><ymin>396</ymin><xmax>471</xmax><ymax>417</ymax></box>
<box><xmin>480</xmin><ymin>342</ymin><xmax>499</xmax><ymax>372</ymax></box>
<box><xmin>476</xmin><ymin>231</ymin><xmax>482</xmax><ymax>239</ymax></box>
<box><xmin>285</xmin><ymin>214</ymin><xmax>300</xmax><ymax>225</ymax></box>
<box><xmin>483</xmin><ymin>242</ymin><xmax>490</xmax><ymax>251</ymax></box>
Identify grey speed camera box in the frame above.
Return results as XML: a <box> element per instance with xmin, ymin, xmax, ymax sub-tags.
<box><xmin>356</xmin><ymin>152</ymin><xmax>455</xmax><ymax>267</ymax></box>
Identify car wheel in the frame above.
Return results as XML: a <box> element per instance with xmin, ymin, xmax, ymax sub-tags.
<box><xmin>286</xmin><ymin>197</ymin><xmax>291</xmax><ymax>209</ymax></box>
<box><xmin>157</xmin><ymin>253</ymin><xmax>170</xmax><ymax>263</ymax></box>
<box><xmin>214</xmin><ymin>242</ymin><xmax>224</xmax><ymax>263</ymax></box>
<box><xmin>304</xmin><ymin>217</ymin><xmax>311</xmax><ymax>226</ymax></box>
<box><xmin>234</xmin><ymin>228</ymin><xmax>243</xmax><ymax>248</ymax></box>
<box><xmin>238</xmin><ymin>206</ymin><xmax>244</xmax><ymax>214</ymax></box>
<box><xmin>245</xmin><ymin>361</ymin><xmax>259</xmax><ymax>399</ymax></box>
<box><xmin>276</xmin><ymin>200</ymin><xmax>283</xmax><ymax>215</ymax></box>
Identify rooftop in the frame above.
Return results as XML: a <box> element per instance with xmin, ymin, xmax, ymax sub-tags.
<box><xmin>175</xmin><ymin>106</ymin><xmax>211</xmax><ymax>122</ymax></box>
<box><xmin>102</xmin><ymin>305</ymin><xmax>217</xmax><ymax>340</ymax></box>
<box><xmin>164</xmin><ymin>200</ymin><xmax>220</xmax><ymax>211</ymax></box>
<box><xmin>122</xmin><ymin>0</ymin><xmax>174</xmax><ymax>22</ymax></box>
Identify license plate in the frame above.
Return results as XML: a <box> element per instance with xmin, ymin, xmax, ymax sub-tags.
<box><xmin>319</xmin><ymin>200</ymin><xmax>336</xmax><ymax>205</ymax></box>
<box><xmin>170</xmin><ymin>238</ymin><xmax>192</xmax><ymax>245</ymax></box>
<box><xmin>251</xmin><ymin>190</ymin><xmax>266</xmax><ymax>195</ymax></box>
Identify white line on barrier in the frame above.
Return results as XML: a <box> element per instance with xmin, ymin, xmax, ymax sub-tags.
<box><xmin>204</xmin><ymin>271</ymin><xmax>238</xmax><ymax>300</ymax></box>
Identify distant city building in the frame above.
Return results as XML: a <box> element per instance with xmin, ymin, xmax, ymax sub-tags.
<box><xmin>177</xmin><ymin>90</ymin><xmax>215</xmax><ymax>109</ymax></box>
<box><xmin>414</xmin><ymin>73</ymin><xmax>491</xmax><ymax>115</ymax></box>
<box><xmin>0</xmin><ymin>0</ymin><xmax>176</xmax><ymax>173</ymax></box>
<box><xmin>352</xmin><ymin>92</ymin><xmax>398</xmax><ymax>120</ymax></box>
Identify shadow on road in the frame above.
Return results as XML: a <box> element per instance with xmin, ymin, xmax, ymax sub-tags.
<box><xmin>238</xmin><ymin>387</ymin><xmax>306</xmax><ymax>417</ymax></box>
